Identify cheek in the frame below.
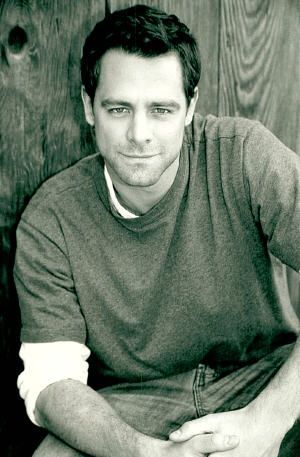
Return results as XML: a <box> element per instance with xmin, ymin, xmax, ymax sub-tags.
<box><xmin>158</xmin><ymin>121</ymin><xmax>185</xmax><ymax>146</ymax></box>
<box><xmin>95</xmin><ymin>122</ymin><xmax>123</xmax><ymax>149</ymax></box>
<box><xmin>97</xmin><ymin>116</ymin><xmax>128</xmax><ymax>139</ymax></box>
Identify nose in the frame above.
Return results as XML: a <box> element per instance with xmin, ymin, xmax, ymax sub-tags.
<box><xmin>127</xmin><ymin>111</ymin><xmax>152</xmax><ymax>145</ymax></box>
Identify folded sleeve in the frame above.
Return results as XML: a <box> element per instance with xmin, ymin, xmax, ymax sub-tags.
<box><xmin>18</xmin><ymin>341</ymin><xmax>90</xmax><ymax>425</ymax></box>
<box><xmin>243</xmin><ymin>122</ymin><xmax>300</xmax><ymax>272</ymax></box>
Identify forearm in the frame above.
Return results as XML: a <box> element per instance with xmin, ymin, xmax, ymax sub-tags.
<box><xmin>35</xmin><ymin>379</ymin><xmax>162</xmax><ymax>457</ymax></box>
<box><xmin>248</xmin><ymin>337</ymin><xmax>300</xmax><ymax>431</ymax></box>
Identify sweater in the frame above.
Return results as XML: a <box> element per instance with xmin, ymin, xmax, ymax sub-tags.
<box><xmin>14</xmin><ymin>114</ymin><xmax>300</xmax><ymax>387</ymax></box>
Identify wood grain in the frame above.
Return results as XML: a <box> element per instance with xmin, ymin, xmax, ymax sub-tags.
<box><xmin>219</xmin><ymin>0</ymin><xmax>300</xmax><ymax>153</ymax></box>
<box><xmin>0</xmin><ymin>1</ymin><xmax>106</xmax><ymax>455</ymax></box>
<box><xmin>0</xmin><ymin>0</ymin><xmax>105</xmax><ymax>228</ymax></box>
<box><xmin>108</xmin><ymin>0</ymin><xmax>220</xmax><ymax>116</ymax></box>
<box><xmin>0</xmin><ymin>1</ymin><xmax>299</xmax><ymax>455</ymax></box>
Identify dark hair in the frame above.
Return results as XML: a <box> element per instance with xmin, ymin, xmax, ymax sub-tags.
<box><xmin>81</xmin><ymin>4</ymin><xmax>201</xmax><ymax>105</ymax></box>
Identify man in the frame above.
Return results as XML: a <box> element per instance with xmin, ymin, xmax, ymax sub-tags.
<box><xmin>14</xmin><ymin>4</ymin><xmax>300</xmax><ymax>457</ymax></box>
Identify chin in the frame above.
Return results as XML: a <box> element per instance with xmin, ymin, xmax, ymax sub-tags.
<box><xmin>121</xmin><ymin>174</ymin><xmax>160</xmax><ymax>188</ymax></box>
<box><xmin>116</xmin><ymin>162</ymin><xmax>163</xmax><ymax>187</ymax></box>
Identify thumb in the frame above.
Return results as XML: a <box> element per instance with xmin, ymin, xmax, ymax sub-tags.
<box><xmin>169</xmin><ymin>416</ymin><xmax>217</xmax><ymax>442</ymax></box>
<box><xmin>186</xmin><ymin>433</ymin><xmax>239</xmax><ymax>454</ymax></box>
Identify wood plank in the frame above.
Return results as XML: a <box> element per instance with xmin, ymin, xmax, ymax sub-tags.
<box><xmin>0</xmin><ymin>1</ymin><xmax>106</xmax><ymax>455</ymax></box>
<box><xmin>108</xmin><ymin>0</ymin><xmax>220</xmax><ymax>116</ymax></box>
<box><xmin>0</xmin><ymin>0</ymin><xmax>105</xmax><ymax>228</ymax></box>
<box><xmin>219</xmin><ymin>0</ymin><xmax>300</xmax><ymax>153</ymax></box>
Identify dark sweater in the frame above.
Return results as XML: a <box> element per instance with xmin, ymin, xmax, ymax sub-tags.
<box><xmin>14</xmin><ymin>114</ymin><xmax>300</xmax><ymax>386</ymax></box>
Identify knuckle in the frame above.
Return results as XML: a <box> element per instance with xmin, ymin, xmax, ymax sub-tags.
<box><xmin>209</xmin><ymin>432</ymin><xmax>220</xmax><ymax>447</ymax></box>
<box><xmin>181</xmin><ymin>420</ymin><xmax>192</xmax><ymax>433</ymax></box>
<box><xmin>210</xmin><ymin>432</ymin><xmax>230</xmax><ymax>450</ymax></box>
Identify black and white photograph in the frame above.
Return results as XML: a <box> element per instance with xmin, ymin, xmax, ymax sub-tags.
<box><xmin>0</xmin><ymin>1</ymin><xmax>300</xmax><ymax>456</ymax></box>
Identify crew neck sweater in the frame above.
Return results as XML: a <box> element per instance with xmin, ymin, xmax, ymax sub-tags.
<box><xmin>14</xmin><ymin>114</ymin><xmax>300</xmax><ymax>387</ymax></box>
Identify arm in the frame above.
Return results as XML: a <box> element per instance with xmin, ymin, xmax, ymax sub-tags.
<box><xmin>18</xmin><ymin>341</ymin><xmax>161</xmax><ymax>456</ymax></box>
<box><xmin>35</xmin><ymin>379</ymin><xmax>160</xmax><ymax>457</ymax></box>
<box><xmin>18</xmin><ymin>342</ymin><xmax>238</xmax><ymax>457</ymax></box>
<box><xmin>35</xmin><ymin>379</ymin><xmax>239</xmax><ymax>457</ymax></box>
<box><xmin>18</xmin><ymin>341</ymin><xmax>90</xmax><ymax>425</ymax></box>
<box><xmin>246</xmin><ymin>336</ymin><xmax>300</xmax><ymax>434</ymax></box>
<box><xmin>169</xmin><ymin>338</ymin><xmax>300</xmax><ymax>457</ymax></box>
<box><xmin>169</xmin><ymin>123</ymin><xmax>300</xmax><ymax>456</ymax></box>
<box><xmin>243</xmin><ymin>121</ymin><xmax>300</xmax><ymax>272</ymax></box>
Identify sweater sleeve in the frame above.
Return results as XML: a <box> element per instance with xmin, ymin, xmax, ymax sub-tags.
<box><xmin>14</xmin><ymin>195</ymin><xmax>87</xmax><ymax>343</ymax></box>
<box><xmin>243</xmin><ymin>122</ymin><xmax>300</xmax><ymax>272</ymax></box>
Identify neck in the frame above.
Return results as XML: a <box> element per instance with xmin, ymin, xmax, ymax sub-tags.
<box><xmin>106</xmin><ymin>157</ymin><xmax>180</xmax><ymax>215</ymax></box>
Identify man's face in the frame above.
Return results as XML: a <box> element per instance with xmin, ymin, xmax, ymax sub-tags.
<box><xmin>82</xmin><ymin>49</ymin><xmax>197</xmax><ymax>188</ymax></box>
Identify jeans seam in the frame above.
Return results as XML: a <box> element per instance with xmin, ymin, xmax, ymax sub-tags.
<box><xmin>193</xmin><ymin>365</ymin><xmax>207</xmax><ymax>417</ymax></box>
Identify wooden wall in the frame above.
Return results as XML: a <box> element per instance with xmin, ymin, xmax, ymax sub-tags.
<box><xmin>0</xmin><ymin>2</ymin><xmax>106</xmax><ymax>455</ymax></box>
<box><xmin>0</xmin><ymin>1</ymin><xmax>299</xmax><ymax>455</ymax></box>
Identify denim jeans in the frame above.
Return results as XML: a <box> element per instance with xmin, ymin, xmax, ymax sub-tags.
<box><xmin>33</xmin><ymin>343</ymin><xmax>300</xmax><ymax>456</ymax></box>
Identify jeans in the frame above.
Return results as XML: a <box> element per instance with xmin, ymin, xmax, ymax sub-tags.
<box><xmin>33</xmin><ymin>343</ymin><xmax>300</xmax><ymax>456</ymax></box>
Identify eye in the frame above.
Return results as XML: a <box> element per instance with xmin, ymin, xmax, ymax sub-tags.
<box><xmin>152</xmin><ymin>108</ymin><xmax>171</xmax><ymax>115</ymax></box>
<box><xmin>108</xmin><ymin>107</ymin><xmax>130</xmax><ymax>115</ymax></box>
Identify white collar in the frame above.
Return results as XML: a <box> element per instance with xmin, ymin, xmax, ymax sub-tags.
<box><xmin>104</xmin><ymin>165</ymin><xmax>139</xmax><ymax>219</ymax></box>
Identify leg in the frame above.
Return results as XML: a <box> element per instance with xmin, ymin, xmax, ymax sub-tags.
<box><xmin>100</xmin><ymin>367</ymin><xmax>198</xmax><ymax>439</ymax></box>
<box><xmin>32</xmin><ymin>433</ymin><xmax>90</xmax><ymax>457</ymax></box>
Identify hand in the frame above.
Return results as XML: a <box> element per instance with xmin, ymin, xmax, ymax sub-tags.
<box><xmin>160</xmin><ymin>432</ymin><xmax>239</xmax><ymax>457</ymax></box>
<box><xmin>168</xmin><ymin>404</ymin><xmax>287</xmax><ymax>457</ymax></box>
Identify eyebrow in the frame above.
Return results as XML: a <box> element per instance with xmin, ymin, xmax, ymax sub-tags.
<box><xmin>101</xmin><ymin>98</ymin><xmax>181</xmax><ymax>110</ymax></box>
<box><xmin>101</xmin><ymin>99</ymin><xmax>131</xmax><ymax>107</ymax></box>
<box><xmin>150</xmin><ymin>101</ymin><xmax>181</xmax><ymax>110</ymax></box>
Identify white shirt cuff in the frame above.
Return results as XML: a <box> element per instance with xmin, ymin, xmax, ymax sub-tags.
<box><xmin>17</xmin><ymin>341</ymin><xmax>90</xmax><ymax>426</ymax></box>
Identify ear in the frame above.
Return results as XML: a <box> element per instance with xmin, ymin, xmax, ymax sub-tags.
<box><xmin>81</xmin><ymin>86</ymin><xmax>95</xmax><ymax>126</ymax></box>
<box><xmin>185</xmin><ymin>87</ymin><xmax>198</xmax><ymax>126</ymax></box>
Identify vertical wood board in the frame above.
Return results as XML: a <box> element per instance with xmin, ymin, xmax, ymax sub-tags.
<box><xmin>219</xmin><ymin>0</ymin><xmax>300</xmax><ymax>153</ymax></box>
<box><xmin>0</xmin><ymin>0</ymin><xmax>106</xmax><ymax>228</ymax></box>
<box><xmin>0</xmin><ymin>1</ymin><xmax>106</xmax><ymax>455</ymax></box>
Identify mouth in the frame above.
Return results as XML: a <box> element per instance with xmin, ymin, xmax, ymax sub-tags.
<box><xmin>121</xmin><ymin>153</ymin><xmax>156</xmax><ymax>159</ymax></box>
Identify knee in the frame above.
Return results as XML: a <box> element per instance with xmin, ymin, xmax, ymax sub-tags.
<box><xmin>32</xmin><ymin>434</ymin><xmax>86</xmax><ymax>457</ymax></box>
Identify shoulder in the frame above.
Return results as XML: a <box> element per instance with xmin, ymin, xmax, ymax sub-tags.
<box><xmin>190</xmin><ymin>113</ymin><xmax>261</xmax><ymax>142</ymax></box>
<box><xmin>22</xmin><ymin>153</ymin><xmax>102</xmax><ymax>220</ymax></box>
<box><xmin>186</xmin><ymin>114</ymin><xmax>267</xmax><ymax>170</ymax></box>
<box><xmin>187</xmin><ymin>114</ymin><xmax>288</xmax><ymax>167</ymax></box>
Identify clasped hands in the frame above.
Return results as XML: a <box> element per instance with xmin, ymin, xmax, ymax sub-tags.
<box><xmin>163</xmin><ymin>402</ymin><xmax>286</xmax><ymax>457</ymax></box>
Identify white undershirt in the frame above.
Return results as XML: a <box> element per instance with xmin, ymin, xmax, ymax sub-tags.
<box><xmin>18</xmin><ymin>165</ymin><xmax>138</xmax><ymax>425</ymax></box>
<box><xmin>18</xmin><ymin>342</ymin><xmax>91</xmax><ymax>425</ymax></box>
<box><xmin>104</xmin><ymin>165</ymin><xmax>138</xmax><ymax>219</ymax></box>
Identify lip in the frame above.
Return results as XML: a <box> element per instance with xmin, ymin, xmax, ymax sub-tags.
<box><xmin>121</xmin><ymin>153</ymin><xmax>156</xmax><ymax>159</ymax></box>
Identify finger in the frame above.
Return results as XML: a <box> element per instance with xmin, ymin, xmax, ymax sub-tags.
<box><xmin>189</xmin><ymin>433</ymin><xmax>239</xmax><ymax>454</ymax></box>
<box><xmin>169</xmin><ymin>417</ymin><xmax>217</xmax><ymax>442</ymax></box>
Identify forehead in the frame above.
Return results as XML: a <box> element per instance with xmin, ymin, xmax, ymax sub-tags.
<box><xmin>96</xmin><ymin>49</ymin><xmax>186</xmax><ymax>101</ymax></box>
